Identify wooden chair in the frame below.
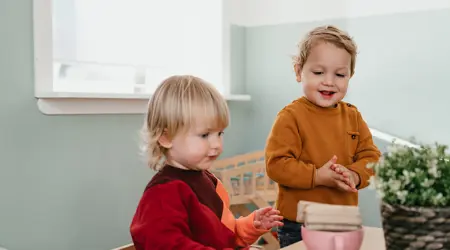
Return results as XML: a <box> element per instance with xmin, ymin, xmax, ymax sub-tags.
<box><xmin>211</xmin><ymin>151</ymin><xmax>280</xmax><ymax>250</ymax></box>
<box><xmin>111</xmin><ymin>243</ymin><xmax>135</xmax><ymax>250</ymax></box>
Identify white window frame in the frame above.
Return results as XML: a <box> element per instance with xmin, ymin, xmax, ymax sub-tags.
<box><xmin>33</xmin><ymin>0</ymin><xmax>250</xmax><ymax>115</ymax></box>
<box><xmin>367</xmin><ymin>127</ymin><xmax>419</xmax><ymax>189</ymax></box>
<box><xmin>369</xmin><ymin>128</ymin><xmax>419</xmax><ymax>149</ymax></box>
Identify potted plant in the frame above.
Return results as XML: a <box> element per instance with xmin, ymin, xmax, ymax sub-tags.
<box><xmin>369</xmin><ymin>141</ymin><xmax>450</xmax><ymax>250</ymax></box>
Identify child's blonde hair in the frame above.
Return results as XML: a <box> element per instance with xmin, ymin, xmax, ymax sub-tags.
<box><xmin>142</xmin><ymin>75</ymin><xmax>229</xmax><ymax>170</ymax></box>
<box><xmin>293</xmin><ymin>25</ymin><xmax>358</xmax><ymax>76</ymax></box>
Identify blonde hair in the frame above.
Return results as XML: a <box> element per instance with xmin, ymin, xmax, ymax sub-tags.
<box><xmin>141</xmin><ymin>75</ymin><xmax>229</xmax><ymax>170</ymax></box>
<box><xmin>293</xmin><ymin>25</ymin><xmax>358</xmax><ymax>76</ymax></box>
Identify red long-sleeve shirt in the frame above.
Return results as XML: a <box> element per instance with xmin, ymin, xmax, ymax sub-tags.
<box><xmin>130</xmin><ymin>166</ymin><xmax>268</xmax><ymax>249</ymax></box>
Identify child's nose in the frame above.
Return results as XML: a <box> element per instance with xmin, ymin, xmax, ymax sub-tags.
<box><xmin>210</xmin><ymin>137</ymin><xmax>222</xmax><ymax>149</ymax></box>
<box><xmin>323</xmin><ymin>75</ymin><xmax>334</xmax><ymax>86</ymax></box>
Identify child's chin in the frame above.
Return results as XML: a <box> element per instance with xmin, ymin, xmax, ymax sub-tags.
<box><xmin>316</xmin><ymin>101</ymin><xmax>337</xmax><ymax>108</ymax></box>
<box><xmin>316</xmin><ymin>97</ymin><xmax>342</xmax><ymax>107</ymax></box>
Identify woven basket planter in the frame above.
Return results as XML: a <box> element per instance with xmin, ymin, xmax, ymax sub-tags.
<box><xmin>381</xmin><ymin>202</ymin><xmax>450</xmax><ymax>250</ymax></box>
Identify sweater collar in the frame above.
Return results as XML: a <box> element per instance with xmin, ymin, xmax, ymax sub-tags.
<box><xmin>299</xmin><ymin>96</ymin><xmax>342</xmax><ymax>115</ymax></box>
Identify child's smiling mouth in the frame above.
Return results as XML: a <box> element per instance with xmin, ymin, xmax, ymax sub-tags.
<box><xmin>319</xmin><ymin>91</ymin><xmax>336</xmax><ymax>99</ymax></box>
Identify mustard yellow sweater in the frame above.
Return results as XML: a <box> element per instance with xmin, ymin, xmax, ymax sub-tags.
<box><xmin>265</xmin><ymin>97</ymin><xmax>381</xmax><ymax>221</ymax></box>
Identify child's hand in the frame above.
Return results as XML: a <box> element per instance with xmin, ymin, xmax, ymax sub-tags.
<box><xmin>315</xmin><ymin>156</ymin><xmax>357</xmax><ymax>192</ymax></box>
<box><xmin>253</xmin><ymin>206</ymin><xmax>284</xmax><ymax>230</ymax></box>
<box><xmin>331</xmin><ymin>164</ymin><xmax>359</xmax><ymax>191</ymax></box>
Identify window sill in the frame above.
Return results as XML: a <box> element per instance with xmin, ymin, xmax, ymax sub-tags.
<box><xmin>36</xmin><ymin>92</ymin><xmax>251</xmax><ymax>115</ymax></box>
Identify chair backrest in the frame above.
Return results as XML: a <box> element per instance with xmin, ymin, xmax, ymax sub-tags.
<box><xmin>211</xmin><ymin>151</ymin><xmax>265</xmax><ymax>171</ymax></box>
<box><xmin>210</xmin><ymin>151</ymin><xmax>277</xmax><ymax>205</ymax></box>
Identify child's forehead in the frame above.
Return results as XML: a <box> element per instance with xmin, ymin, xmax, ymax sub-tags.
<box><xmin>307</xmin><ymin>43</ymin><xmax>351</xmax><ymax>67</ymax></box>
<box><xmin>309</xmin><ymin>42</ymin><xmax>349</xmax><ymax>57</ymax></box>
<box><xmin>187</xmin><ymin>117</ymin><xmax>225</xmax><ymax>132</ymax></box>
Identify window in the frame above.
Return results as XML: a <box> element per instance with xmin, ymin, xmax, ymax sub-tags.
<box><xmin>34</xmin><ymin>0</ymin><xmax>250</xmax><ymax>115</ymax></box>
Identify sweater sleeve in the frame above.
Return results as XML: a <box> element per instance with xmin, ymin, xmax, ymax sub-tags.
<box><xmin>130</xmin><ymin>181</ymin><xmax>233</xmax><ymax>250</ymax></box>
<box><xmin>214</xmin><ymin>179</ymin><xmax>268</xmax><ymax>246</ymax></box>
<box><xmin>347</xmin><ymin>111</ymin><xmax>381</xmax><ymax>189</ymax></box>
<box><xmin>235</xmin><ymin>211</ymin><xmax>269</xmax><ymax>246</ymax></box>
<box><xmin>265</xmin><ymin>109</ymin><xmax>317</xmax><ymax>189</ymax></box>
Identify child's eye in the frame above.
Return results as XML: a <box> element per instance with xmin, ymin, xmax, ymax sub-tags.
<box><xmin>200</xmin><ymin>133</ymin><xmax>209</xmax><ymax>138</ymax></box>
<box><xmin>219</xmin><ymin>131</ymin><xmax>224</xmax><ymax>136</ymax></box>
<box><xmin>336</xmin><ymin>73</ymin><xmax>346</xmax><ymax>78</ymax></box>
<box><xmin>312</xmin><ymin>71</ymin><xmax>323</xmax><ymax>75</ymax></box>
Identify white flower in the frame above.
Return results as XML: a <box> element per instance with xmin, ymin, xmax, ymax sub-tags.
<box><xmin>421</xmin><ymin>178</ymin><xmax>434</xmax><ymax>188</ymax></box>
<box><xmin>387</xmin><ymin>143</ymin><xmax>407</xmax><ymax>156</ymax></box>
<box><xmin>432</xmin><ymin>193</ymin><xmax>445</xmax><ymax>206</ymax></box>
<box><xmin>376</xmin><ymin>189</ymin><xmax>385</xmax><ymax>199</ymax></box>
<box><xmin>396</xmin><ymin>190</ymin><xmax>408</xmax><ymax>204</ymax></box>
<box><xmin>374</xmin><ymin>178</ymin><xmax>385</xmax><ymax>192</ymax></box>
<box><xmin>387</xmin><ymin>169</ymin><xmax>396</xmax><ymax>178</ymax></box>
<box><xmin>430</xmin><ymin>147</ymin><xmax>438</xmax><ymax>159</ymax></box>
<box><xmin>427</xmin><ymin>159</ymin><xmax>440</xmax><ymax>178</ymax></box>
<box><xmin>388</xmin><ymin>179</ymin><xmax>402</xmax><ymax>192</ymax></box>
<box><xmin>402</xmin><ymin>170</ymin><xmax>411</xmax><ymax>185</ymax></box>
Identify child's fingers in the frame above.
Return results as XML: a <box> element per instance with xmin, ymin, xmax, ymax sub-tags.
<box><xmin>258</xmin><ymin>206</ymin><xmax>273</xmax><ymax>215</ymax></box>
<box><xmin>344</xmin><ymin>173</ymin><xmax>356</xmax><ymax>189</ymax></box>
<box><xmin>324</xmin><ymin>156</ymin><xmax>338</xmax><ymax>169</ymax></box>
<box><xmin>332</xmin><ymin>164</ymin><xmax>350</xmax><ymax>176</ymax></box>
<box><xmin>347</xmin><ymin>185</ymin><xmax>357</xmax><ymax>192</ymax></box>
<box><xmin>341</xmin><ymin>172</ymin><xmax>354</xmax><ymax>184</ymax></box>
<box><xmin>332</xmin><ymin>172</ymin><xmax>348</xmax><ymax>182</ymax></box>
<box><xmin>336</xmin><ymin>172</ymin><xmax>355</xmax><ymax>188</ymax></box>
<box><xmin>340</xmin><ymin>184</ymin><xmax>353</xmax><ymax>192</ymax></box>
<box><xmin>332</xmin><ymin>167</ymin><xmax>357</xmax><ymax>190</ymax></box>
<box><xmin>341</xmin><ymin>171</ymin><xmax>350</xmax><ymax>177</ymax></box>
<box><xmin>349</xmin><ymin>178</ymin><xmax>356</xmax><ymax>189</ymax></box>
<box><xmin>265</xmin><ymin>221</ymin><xmax>284</xmax><ymax>229</ymax></box>
<box><xmin>266</xmin><ymin>209</ymin><xmax>280</xmax><ymax>216</ymax></box>
<box><xmin>253</xmin><ymin>220</ymin><xmax>262</xmax><ymax>227</ymax></box>
<box><xmin>336</xmin><ymin>180</ymin><xmax>357</xmax><ymax>192</ymax></box>
<box><xmin>269</xmin><ymin>215</ymin><xmax>283</xmax><ymax>221</ymax></box>
<box><xmin>330</xmin><ymin>164</ymin><xmax>340</xmax><ymax>172</ymax></box>
<box><xmin>336</xmin><ymin>180</ymin><xmax>351</xmax><ymax>191</ymax></box>
<box><xmin>271</xmin><ymin>221</ymin><xmax>284</xmax><ymax>227</ymax></box>
<box><xmin>330</xmin><ymin>155</ymin><xmax>337</xmax><ymax>164</ymax></box>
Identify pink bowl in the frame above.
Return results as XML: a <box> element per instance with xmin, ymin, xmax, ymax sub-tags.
<box><xmin>301</xmin><ymin>226</ymin><xmax>364</xmax><ymax>250</ymax></box>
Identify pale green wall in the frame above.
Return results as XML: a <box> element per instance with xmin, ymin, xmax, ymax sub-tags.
<box><xmin>2</xmin><ymin>1</ymin><xmax>449</xmax><ymax>249</ymax></box>
<box><xmin>0</xmin><ymin>1</ymin><xmax>250</xmax><ymax>250</ymax></box>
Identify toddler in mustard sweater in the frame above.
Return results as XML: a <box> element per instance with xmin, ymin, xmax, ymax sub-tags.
<box><xmin>265</xmin><ymin>25</ymin><xmax>381</xmax><ymax>248</ymax></box>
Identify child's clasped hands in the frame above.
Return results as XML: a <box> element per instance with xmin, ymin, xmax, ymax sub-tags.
<box><xmin>315</xmin><ymin>155</ymin><xmax>360</xmax><ymax>192</ymax></box>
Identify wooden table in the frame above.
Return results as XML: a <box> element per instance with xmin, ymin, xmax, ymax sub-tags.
<box><xmin>281</xmin><ymin>227</ymin><xmax>386</xmax><ymax>250</ymax></box>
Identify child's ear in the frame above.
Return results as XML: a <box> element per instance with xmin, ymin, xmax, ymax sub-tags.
<box><xmin>294</xmin><ymin>64</ymin><xmax>302</xmax><ymax>82</ymax></box>
<box><xmin>158</xmin><ymin>130</ymin><xmax>172</xmax><ymax>149</ymax></box>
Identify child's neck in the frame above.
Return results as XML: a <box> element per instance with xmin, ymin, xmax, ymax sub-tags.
<box><xmin>166</xmin><ymin>159</ymin><xmax>202</xmax><ymax>171</ymax></box>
